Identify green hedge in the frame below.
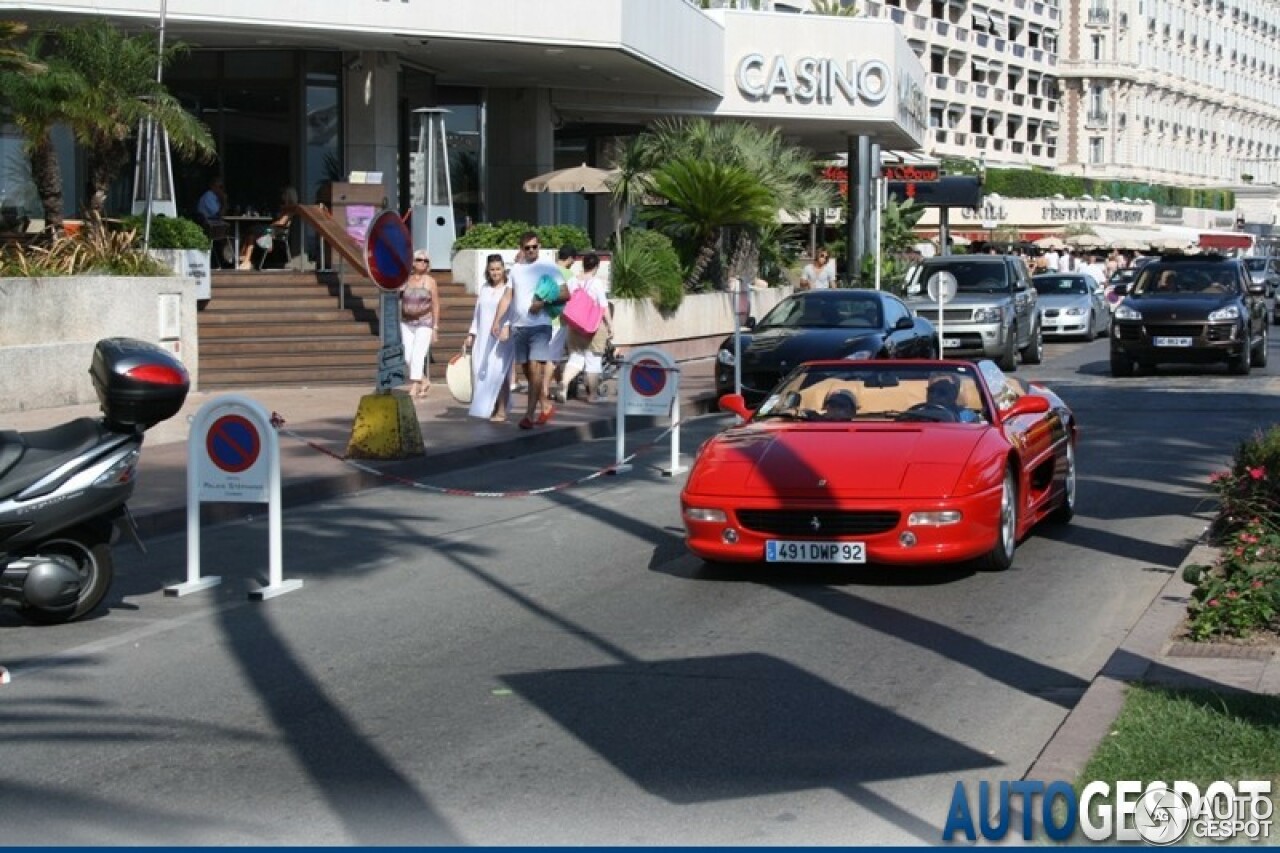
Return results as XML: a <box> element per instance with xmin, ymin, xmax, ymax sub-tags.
<box><xmin>452</xmin><ymin>220</ymin><xmax>591</xmax><ymax>253</ymax></box>
<box><xmin>940</xmin><ymin>159</ymin><xmax>1235</xmax><ymax>210</ymax></box>
<box><xmin>120</xmin><ymin>214</ymin><xmax>210</xmax><ymax>250</ymax></box>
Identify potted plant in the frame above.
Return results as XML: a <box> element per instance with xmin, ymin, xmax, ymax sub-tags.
<box><xmin>122</xmin><ymin>214</ymin><xmax>213</xmax><ymax>300</ymax></box>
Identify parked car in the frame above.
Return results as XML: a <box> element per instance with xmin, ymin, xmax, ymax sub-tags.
<box><xmin>714</xmin><ymin>289</ymin><xmax>936</xmax><ymax>404</ymax></box>
<box><xmin>683</xmin><ymin>358</ymin><xmax>1077</xmax><ymax>571</ymax></box>
<box><xmin>1243</xmin><ymin>256</ymin><xmax>1280</xmax><ymax>325</ymax></box>
<box><xmin>904</xmin><ymin>255</ymin><xmax>1043</xmax><ymax>371</ymax></box>
<box><xmin>1110</xmin><ymin>254</ymin><xmax>1269</xmax><ymax>376</ymax></box>
<box><xmin>1032</xmin><ymin>272</ymin><xmax>1111</xmax><ymax>340</ymax></box>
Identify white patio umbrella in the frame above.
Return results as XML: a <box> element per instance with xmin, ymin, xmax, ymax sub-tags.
<box><xmin>1066</xmin><ymin>233</ymin><xmax>1105</xmax><ymax>250</ymax></box>
<box><xmin>522</xmin><ymin>163</ymin><xmax>618</xmax><ymax>194</ymax></box>
<box><xmin>1033</xmin><ymin>236</ymin><xmax>1066</xmax><ymax>250</ymax></box>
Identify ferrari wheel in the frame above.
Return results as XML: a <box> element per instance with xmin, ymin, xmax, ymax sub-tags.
<box><xmin>977</xmin><ymin>467</ymin><xmax>1018</xmax><ymax>572</ymax></box>
<box><xmin>1050</xmin><ymin>440</ymin><xmax>1076</xmax><ymax>524</ymax></box>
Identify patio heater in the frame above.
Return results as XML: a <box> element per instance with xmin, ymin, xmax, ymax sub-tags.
<box><xmin>131</xmin><ymin>120</ymin><xmax>176</xmax><ymax>221</ymax></box>
<box><xmin>410</xmin><ymin>107</ymin><xmax>455</xmax><ymax>271</ymax></box>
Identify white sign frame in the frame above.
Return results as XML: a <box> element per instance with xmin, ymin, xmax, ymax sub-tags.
<box><xmin>612</xmin><ymin>348</ymin><xmax>685</xmax><ymax>477</ymax></box>
<box><xmin>167</xmin><ymin>394</ymin><xmax>301</xmax><ymax>601</ymax></box>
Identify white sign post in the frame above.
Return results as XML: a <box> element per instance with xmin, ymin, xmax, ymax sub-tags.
<box><xmin>928</xmin><ymin>270</ymin><xmax>958</xmax><ymax>356</ymax></box>
<box><xmin>167</xmin><ymin>395</ymin><xmax>302</xmax><ymax>601</ymax></box>
<box><xmin>611</xmin><ymin>347</ymin><xmax>684</xmax><ymax>476</ymax></box>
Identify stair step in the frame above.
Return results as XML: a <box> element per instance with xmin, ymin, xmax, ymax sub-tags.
<box><xmin>200</xmin><ymin>338</ymin><xmax>383</xmax><ymax>355</ymax></box>
<box><xmin>199</xmin><ymin>309</ymin><xmax>377</xmax><ymax>324</ymax></box>
<box><xmin>201</xmin><ymin>351</ymin><xmax>385</xmax><ymax>370</ymax></box>
<box><xmin>199</xmin><ymin>366</ymin><xmax>376</xmax><ymax>388</ymax></box>
<box><xmin>200</xmin><ymin>322</ymin><xmax>377</xmax><ymax>338</ymax></box>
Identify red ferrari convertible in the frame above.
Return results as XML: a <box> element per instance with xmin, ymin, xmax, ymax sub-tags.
<box><xmin>681</xmin><ymin>359</ymin><xmax>1076</xmax><ymax>570</ymax></box>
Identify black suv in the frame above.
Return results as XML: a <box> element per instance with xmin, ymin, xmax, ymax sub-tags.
<box><xmin>1109</xmin><ymin>254</ymin><xmax>1269</xmax><ymax>376</ymax></box>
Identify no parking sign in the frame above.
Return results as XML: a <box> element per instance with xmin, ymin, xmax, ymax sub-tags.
<box><xmin>169</xmin><ymin>395</ymin><xmax>301</xmax><ymax>601</ymax></box>
<box><xmin>622</xmin><ymin>348</ymin><xmax>678</xmax><ymax>417</ymax></box>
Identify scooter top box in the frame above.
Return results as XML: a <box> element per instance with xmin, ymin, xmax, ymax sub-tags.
<box><xmin>89</xmin><ymin>337</ymin><xmax>190</xmax><ymax>429</ymax></box>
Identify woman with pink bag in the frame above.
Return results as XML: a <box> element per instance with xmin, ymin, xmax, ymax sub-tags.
<box><xmin>556</xmin><ymin>253</ymin><xmax>612</xmax><ymax>403</ymax></box>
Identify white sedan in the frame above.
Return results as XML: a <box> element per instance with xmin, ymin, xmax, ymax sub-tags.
<box><xmin>1033</xmin><ymin>272</ymin><xmax>1111</xmax><ymax>340</ymax></box>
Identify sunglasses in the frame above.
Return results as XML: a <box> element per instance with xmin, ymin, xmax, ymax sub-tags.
<box><xmin>414</xmin><ymin>257</ymin><xmax>428</xmax><ymax>263</ymax></box>
<box><xmin>522</xmin><ymin>243</ymin><xmax>540</xmax><ymax>251</ymax></box>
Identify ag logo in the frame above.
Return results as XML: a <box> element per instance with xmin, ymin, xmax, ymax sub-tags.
<box><xmin>1135</xmin><ymin>786</ymin><xmax>1192</xmax><ymax>845</ymax></box>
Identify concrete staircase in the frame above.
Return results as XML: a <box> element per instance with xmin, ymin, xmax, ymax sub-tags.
<box><xmin>198</xmin><ymin>268</ymin><xmax>474</xmax><ymax>389</ymax></box>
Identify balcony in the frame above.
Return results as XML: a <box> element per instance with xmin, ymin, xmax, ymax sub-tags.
<box><xmin>1032</xmin><ymin>49</ymin><xmax>1045</xmax><ymax>63</ymax></box>
<box><xmin>1013</xmin><ymin>44</ymin><xmax>1026</xmax><ymax>58</ymax></box>
<box><xmin>1031</xmin><ymin>143</ymin><xmax>1042</xmax><ymax>156</ymax></box>
<box><xmin>1011</xmin><ymin>92</ymin><xmax>1026</xmax><ymax>106</ymax></box>
<box><xmin>933</xmin><ymin>20</ymin><xmax>949</xmax><ymax>37</ymax></box>
<box><xmin>910</xmin><ymin>13</ymin><xmax>928</xmax><ymax>31</ymax></box>
<box><xmin>1086</xmin><ymin>8</ymin><xmax>1110</xmax><ymax>26</ymax></box>
<box><xmin>1085</xmin><ymin>110</ymin><xmax>1109</xmax><ymax>128</ymax></box>
<box><xmin>934</xmin><ymin>128</ymin><xmax>949</xmax><ymax>144</ymax></box>
<box><xmin>976</xmin><ymin>83</ymin><xmax>989</xmax><ymax>98</ymax></box>
<box><xmin>1032</xmin><ymin>96</ymin><xmax>1043</xmax><ymax>109</ymax></box>
<box><xmin>955</xmin><ymin>80</ymin><xmax>969</xmax><ymax>94</ymax></box>
<box><xmin>930</xmin><ymin>74</ymin><xmax>950</xmax><ymax>92</ymax></box>
<box><xmin>993</xmin><ymin>138</ymin><xmax>1005</xmax><ymax>151</ymax></box>
<box><xmin>976</xmin><ymin>32</ymin><xmax>989</xmax><ymax>48</ymax></box>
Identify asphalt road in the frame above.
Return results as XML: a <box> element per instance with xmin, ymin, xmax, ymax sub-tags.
<box><xmin>3</xmin><ymin>336</ymin><xmax>1279</xmax><ymax>845</ymax></box>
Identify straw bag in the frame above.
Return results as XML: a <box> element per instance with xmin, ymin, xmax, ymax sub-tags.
<box><xmin>446</xmin><ymin>351</ymin><xmax>472</xmax><ymax>404</ymax></box>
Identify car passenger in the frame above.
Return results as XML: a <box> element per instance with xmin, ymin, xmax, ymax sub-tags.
<box><xmin>926</xmin><ymin>374</ymin><xmax>982</xmax><ymax>423</ymax></box>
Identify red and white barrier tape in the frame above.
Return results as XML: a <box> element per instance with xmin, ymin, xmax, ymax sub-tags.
<box><xmin>269</xmin><ymin>411</ymin><xmax>681</xmax><ymax>498</ymax></box>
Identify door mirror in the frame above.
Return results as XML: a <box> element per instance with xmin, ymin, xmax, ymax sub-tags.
<box><xmin>895</xmin><ymin>315</ymin><xmax>915</xmax><ymax>330</ymax></box>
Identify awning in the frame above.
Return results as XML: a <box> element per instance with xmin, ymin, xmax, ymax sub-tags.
<box><xmin>1198</xmin><ymin>231</ymin><xmax>1254</xmax><ymax>251</ymax></box>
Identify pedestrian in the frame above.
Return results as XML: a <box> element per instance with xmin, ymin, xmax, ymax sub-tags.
<box><xmin>557</xmin><ymin>253</ymin><xmax>612</xmax><ymax>403</ymax></box>
<box><xmin>400</xmin><ymin>248</ymin><xmax>440</xmax><ymax>400</ymax></box>
<box><xmin>194</xmin><ymin>175</ymin><xmax>233</xmax><ymax>268</ymax></box>
<box><xmin>543</xmin><ymin>245</ymin><xmax>576</xmax><ymax>402</ymax></box>
<box><xmin>465</xmin><ymin>254</ymin><xmax>515</xmax><ymax>422</ymax></box>
<box><xmin>800</xmin><ymin>248</ymin><xmax>837</xmax><ymax>290</ymax></box>
<box><xmin>508</xmin><ymin>230</ymin><xmax>560</xmax><ymax>428</ymax></box>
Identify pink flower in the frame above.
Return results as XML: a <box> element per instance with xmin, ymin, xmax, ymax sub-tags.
<box><xmin>1251</xmin><ymin>580</ymin><xmax>1265</xmax><ymax>590</ymax></box>
<box><xmin>1250</xmin><ymin>466</ymin><xmax>1266</xmax><ymax>480</ymax></box>
<box><xmin>1227</xmin><ymin>590</ymin><xmax>1240</xmax><ymax>600</ymax></box>
<box><xmin>1208</xmin><ymin>598</ymin><xmax>1220</xmax><ymax>607</ymax></box>
<box><xmin>1241</xmin><ymin>533</ymin><xmax>1259</xmax><ymax>544</ymax></box>
<box><xmin>1210</xmin><ymin>471</ymin><xmax>1230</xmax><ymax>483</ymax></box>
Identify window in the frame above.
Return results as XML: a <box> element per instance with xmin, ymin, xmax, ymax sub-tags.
<box><xmin>1089</xmin><ymin>136</ymin><xmax>1105</xmax><ymax>164</ymax></box>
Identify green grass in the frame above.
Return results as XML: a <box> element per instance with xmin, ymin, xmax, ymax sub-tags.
<box><xmin>1080</xmin><ymin>684</ymin><xmax>1280</xmax><ymax>788</ymax></box>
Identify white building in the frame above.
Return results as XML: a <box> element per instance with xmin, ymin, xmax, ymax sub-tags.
<box><xmin>0</xmin><ymin>1</ymin><xmax>926</xmax><ymax>250</ymax></box>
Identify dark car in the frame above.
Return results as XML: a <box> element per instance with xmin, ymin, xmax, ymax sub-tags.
<box><xmin>714</xmin><ymin>289</ymin><xmax>937</xmax><ymax>403</ymax></box>
<box><xmin>1109</xmin><ymin>254</ymin><xmax>1270</xmax><ymax>376</ymax></box>
<box><xmin>1243</xmin><ymin>256</ymin><xmax>1280</xmax><ymax>325</ymax></box>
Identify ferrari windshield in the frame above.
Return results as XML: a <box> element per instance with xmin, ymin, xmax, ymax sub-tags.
<box><xmin>754</xmin><ymin>362</ymin><xmax>991</xmax><ymax>424</ymax></box>
<box><xmin>756</xmin><ymin>292</ymin><xmax>883</xmax><ymax>330</ymax></box>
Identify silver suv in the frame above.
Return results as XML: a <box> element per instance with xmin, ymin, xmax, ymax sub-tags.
<box><xmin>904</xmin><ymin>256</ymin><xmax>1043</xmax><ymax>371</ymax></box>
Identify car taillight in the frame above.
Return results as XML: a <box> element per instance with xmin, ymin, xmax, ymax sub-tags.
<box><xmin>125</xmin><ymin>364</ymin><xmax>188</xmax><ymax>385</ymax></box>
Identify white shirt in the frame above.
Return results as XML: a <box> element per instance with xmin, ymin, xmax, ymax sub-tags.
<box><xmin>509</xmin><ymin>260</ymin><xmax>556</xmax><ymax>328</ymax></box>
<box><xmin>802</xmin><ymin>259</ymin><xmax>837</xmax><ymax>289</ymax></box>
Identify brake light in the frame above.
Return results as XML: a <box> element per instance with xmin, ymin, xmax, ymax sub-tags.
<box><xmin>126</xmin><ymin>364</ymin><xmax>188</xmax><ymax>385</ymax></box>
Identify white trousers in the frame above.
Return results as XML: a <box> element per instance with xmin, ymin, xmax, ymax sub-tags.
<box><xmin>401</xmin><ymin>323</ymin><xmax>433</xmax><ymax>382</ymax></box>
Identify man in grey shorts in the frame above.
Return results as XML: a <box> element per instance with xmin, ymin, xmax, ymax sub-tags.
<box><xmin>509</xmin><ymin>231</ymin><xmax>557</xmax><ymax>429</ymax></box>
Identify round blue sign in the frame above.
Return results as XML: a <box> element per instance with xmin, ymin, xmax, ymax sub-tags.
<box><xmin>365</xmin><ymin>210</ymin><xmax>413</xmax><ymax>291</ymax></box>
<box><xmin>630</xmin><ymin>358</ymin><xmax>667</xmax><ymax>398</ymax></box>
<box><xmin>206</xmin><ymin>414</ymin><xmax>261</xmax><ymax>473</ymax></box>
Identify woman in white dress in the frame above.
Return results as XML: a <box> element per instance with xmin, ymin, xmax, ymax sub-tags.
<box><xmin>464</xmin><ymin>254</ymin><xmax>515</xmax><ymax>422</ymax></box>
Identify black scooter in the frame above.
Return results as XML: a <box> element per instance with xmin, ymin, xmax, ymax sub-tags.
<box><xmin>0</xmin><ymin>338</ymin><xmax>189</xmax><ymax>624</ymax></box>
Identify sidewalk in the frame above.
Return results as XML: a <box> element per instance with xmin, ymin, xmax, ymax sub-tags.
<box><xmin>2</xmin><ymin>360</ymin><xmax>722</xmax><ymax>539</ymax></box>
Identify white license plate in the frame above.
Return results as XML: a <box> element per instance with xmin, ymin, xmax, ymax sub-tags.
<box><xmin>943</xmin><ymin>338</ymin><xmax>963</xmax><ymax>349</ymax></box>
<box><xmin>1154</xmin><ymin>336</ymin><xmax>1193</xmax><ymax>347</ymax></box>
<box><xmin>766</xmin><ymin>540</ymin><xmax>866</xmax><ymax>564</ymax></box>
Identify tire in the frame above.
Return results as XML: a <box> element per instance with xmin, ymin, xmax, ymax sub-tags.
<box><xmin>997</xmin><ymin>328</ymin><xmax>1018</xmax><ymax>371</ymax></box>
<box><xmin>21</xmin><ymin>530</ymin><xmax>114</xmax><ymax>625</ymax></box>
<box><xmin>1229</xmin><ymin>335</ymin><xmax>1252</xmax><ymax>376</ymax></box>
<box><xmin>1021</xmin><ymin>322</ymin><xmax>1043</xmax><ymax>365</ymax></box>
<box><xmin>1110</xmin><ymin>349</ymin><xmax>1135</xmax><ymax>377</ymax></box>
<box><xmin>1251</xmin><ymin>323</ymin><xmax>1268</xmax><ymax>368</ymax></box>
<box><xmin>1050</xmin><ymin>440</ymin><xmax>1076</xmax><ymax>524</ymax></box>
<box><xmin>977</xmin><ymin>467</ymin><xmax>1018</xmax><ymax>571</ymax></box>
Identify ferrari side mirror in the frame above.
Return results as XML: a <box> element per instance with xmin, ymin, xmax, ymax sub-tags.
<box><xmin>718</xmin><ymin>393</ymin><xmax>753</xmax><ymax>421</ymax></box>
<box><xmin>1003</xmin><ymin>394</ymin><xmax>1051</xmax><ymax>419</ymax></box>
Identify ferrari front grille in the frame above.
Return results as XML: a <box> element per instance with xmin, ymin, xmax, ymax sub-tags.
<box><xmin>735</xmin><ymin>509</ymin><xmax>900</xmax><ymax>536</ymax></box>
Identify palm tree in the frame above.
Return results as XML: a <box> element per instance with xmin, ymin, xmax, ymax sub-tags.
<box><xmin>641</xmin><ymin>157</ymin><xmax>777</xmax><ymax>290</ymax></box>
<box><xmin>0</xmin><ymin>20</ymin><xmax>43</xmax><ymax>74</ymax></box>
<box><xmin>50</xmin><ymin>20</ymin><xmax>214</xmax><ymax>220</ymax></box>
<box><xmin>0</xmin><ymin>31</ymin><xmax>73</xmax><ymax>232</ymax></box>
<box><xmin>808</xmin><ymin>0</ymin><xmax>860</xmax><ymax>15</ymax></box>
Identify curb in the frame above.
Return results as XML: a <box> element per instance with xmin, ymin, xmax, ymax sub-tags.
<box><xmin>132</xmin><ymin>392</ymin><xmax>721</xmax><ymax>540</ymax></box>
<box><xmin>1024</xmin><ymin>542</ymin><xmax>1279</xmax><ymax>783</ymax></box>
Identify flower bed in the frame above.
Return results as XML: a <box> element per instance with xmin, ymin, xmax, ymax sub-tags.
<box><xmin>1182</xmin><ymin>426</ymin><xmax>1280</xmax><ymax>641</ymax></box>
